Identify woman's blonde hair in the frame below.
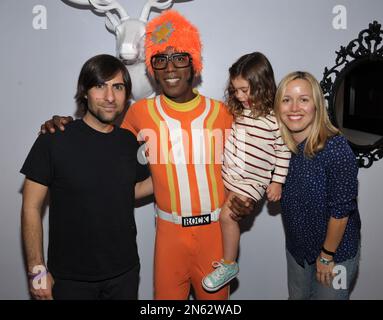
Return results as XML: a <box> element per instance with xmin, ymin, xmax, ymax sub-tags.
<box><xmin>274</xmin><ymin>71</ymin><xmax>339</xmax><ymax>157</ymax></box>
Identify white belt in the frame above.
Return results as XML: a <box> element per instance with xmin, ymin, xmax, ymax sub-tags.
<box><xmin>155</xmin><ymin>206</ymin><xmax>221</xmax><ymax>225</ymax></box>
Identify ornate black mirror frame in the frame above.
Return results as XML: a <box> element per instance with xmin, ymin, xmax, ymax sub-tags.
<box><xmin>321</xmin><ymin>21</ymin><xmax>383</xmax><ymax>168</ymax></box>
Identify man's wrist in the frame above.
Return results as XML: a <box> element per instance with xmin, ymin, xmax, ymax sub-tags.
<box><xmin>27</xmin><ymin>264</ymin><xmax>48</xmax><ymax>278</ymax></box>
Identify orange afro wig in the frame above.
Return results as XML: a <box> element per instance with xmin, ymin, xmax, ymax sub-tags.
<box><xmin>145</xmin><ymin>10</ymin><xmax>202</xmax><ymax>76</ymax></box>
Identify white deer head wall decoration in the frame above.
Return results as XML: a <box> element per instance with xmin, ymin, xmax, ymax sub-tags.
<box><xmin>64</xmin><ymin>0</ymin><xmax>174</xmax><ymax>101</ymax></box>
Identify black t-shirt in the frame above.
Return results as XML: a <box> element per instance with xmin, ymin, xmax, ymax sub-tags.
<box><xmin>21</xmin><ymin>120</ymin><xmax>149</xmax><ymax>281</ymax></box>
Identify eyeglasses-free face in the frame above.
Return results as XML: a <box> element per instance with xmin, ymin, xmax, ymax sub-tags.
<box><xmin>151</xmin><ymin>53</ymin><xmax>192</xmax><ymax>70</ymax></box>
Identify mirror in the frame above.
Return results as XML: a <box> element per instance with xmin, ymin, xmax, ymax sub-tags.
<box><xmin>321</xmin><ymin>21</ymin><xmax>383</xmax><ymax>168</ymax></box>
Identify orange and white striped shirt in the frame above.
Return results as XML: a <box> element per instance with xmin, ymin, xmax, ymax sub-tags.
<box><xmin>222</xmin><ymin>110</ymin><xmax>291</xmax><ymax>201</ymax></box>
<box><xmin>121</xmin><ymin>93</ymin><xmax>233</xmax><ymax>217</ymax></box>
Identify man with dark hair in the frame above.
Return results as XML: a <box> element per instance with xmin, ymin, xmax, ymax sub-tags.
<box><xmin>21</xmin><ymin>54</ymin><xmax>152</xmax><ymax>300</ymax></box>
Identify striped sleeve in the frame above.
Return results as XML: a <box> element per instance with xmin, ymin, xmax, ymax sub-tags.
<box><xmin>268</xmin><ymin>115</ymin><xmax>291</xmax><ymax>184</ymax></box>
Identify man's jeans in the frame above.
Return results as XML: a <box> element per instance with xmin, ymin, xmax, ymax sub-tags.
<box><xmin>286</xmin><ymin>247</ymin><xmax>360</xmax><ymax>300</ymax></box>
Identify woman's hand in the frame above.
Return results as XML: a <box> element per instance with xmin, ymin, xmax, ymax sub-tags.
<box><xmin>316</xmin><ymin>254</ymin><xmax>335</xmax><ymax>287</ymax></box>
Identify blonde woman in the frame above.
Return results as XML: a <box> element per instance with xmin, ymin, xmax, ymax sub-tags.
<box><xmin>274</xmin><ymin>71</ymin><xmax>361</xmax><ymax>300</ymax></box>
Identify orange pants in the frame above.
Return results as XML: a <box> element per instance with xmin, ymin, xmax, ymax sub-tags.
<box><xmin>154</xmin><ymin>217</ymin><xmax>229</xmax><ymax>300</ymax></box>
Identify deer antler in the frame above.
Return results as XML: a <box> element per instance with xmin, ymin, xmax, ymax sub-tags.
<box><xmin>65</xmin><ymin>0</ymin><xmax>129</xmax><ymax>32</ymax></box>
<box><xmin>64</xmin><ymin>0</ymin><xmax>93</xmax><ymax>5</ymax></box>
<box><xmin>88</xmin><ymin>0</ymin><xmax>129</xmax><ymax>20</ymax></box>
<box><xmin>140</xmin><ymin>0</ymin><xmax>174</xmax><ymax>22</ymax></box>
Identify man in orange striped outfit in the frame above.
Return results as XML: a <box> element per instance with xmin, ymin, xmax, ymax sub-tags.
<box><xmin>121</xmin><ymin>10</ymin><xmax>253</xmax><ymax>299</ymax></box>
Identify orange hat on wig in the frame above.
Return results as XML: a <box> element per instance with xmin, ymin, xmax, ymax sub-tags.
<box><xmin>145</xmin><ymin>10</ymin><xmax>203</xmax><ymax>76</ymax></box>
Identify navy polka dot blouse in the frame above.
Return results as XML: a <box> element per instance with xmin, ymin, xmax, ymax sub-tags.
<box><xmin>281</xmin><ymin>135</ymin><xmax>361</xmax><ymax>266</ymax></box>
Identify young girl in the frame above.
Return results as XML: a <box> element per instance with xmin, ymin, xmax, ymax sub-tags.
<box><xmin>202</xmin><ymin>52</ymin><xmax>291</xmax><ymax>292</ymax></box>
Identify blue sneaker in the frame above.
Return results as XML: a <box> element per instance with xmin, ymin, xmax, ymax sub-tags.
<box><xmin>202</xmin><ymin>260</ymin><xmax>239</xmax><ymax>292</ymax></box>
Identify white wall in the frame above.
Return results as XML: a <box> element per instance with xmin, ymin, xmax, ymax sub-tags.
<box><xmin>1</xmin><ymin>0</ymin><xmax>382</xmax><ymax>299</ymax></box>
